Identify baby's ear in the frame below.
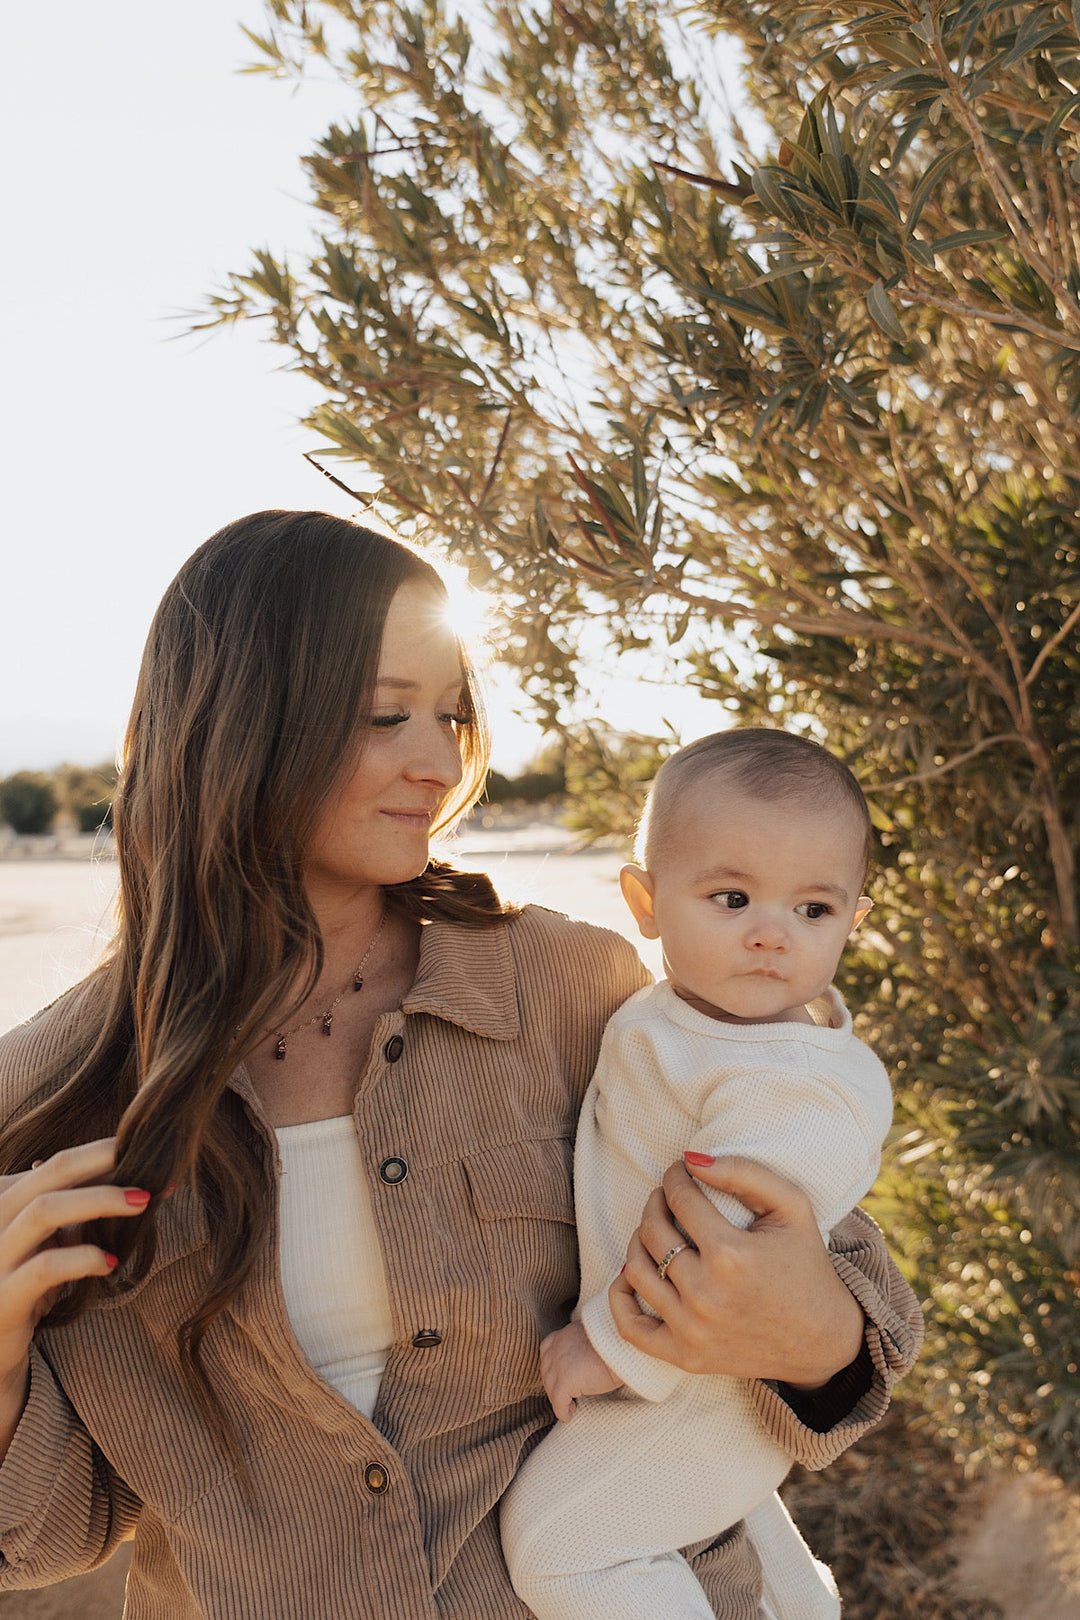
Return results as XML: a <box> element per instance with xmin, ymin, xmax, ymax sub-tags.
<box><xmin>851</xmin><ymin>896</ymin><xmax>873</xmax><ymax>931</ymax></box>
<box><xmin>619</xmin><ymin>864</ymin><xmax>659</xmax><ymax>940</ymax></box>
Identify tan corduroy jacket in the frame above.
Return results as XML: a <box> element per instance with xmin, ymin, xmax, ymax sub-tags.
<box><xmin>0</xmin><ymin>906</ymin><xmax>922</xmax><ymax>1619</ymax></box>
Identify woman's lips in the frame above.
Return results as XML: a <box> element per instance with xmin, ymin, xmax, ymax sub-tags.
<box><xmin>381</xmin><ymin>808</ymin><xmax>435</xmax><ymax>826</ymax></box>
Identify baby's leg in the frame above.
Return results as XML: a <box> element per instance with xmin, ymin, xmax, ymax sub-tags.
<box><xmin>501</xmin><ymin>1380</ymin><xmax>790</xmax><ymax>1620</ymax></box>
<box><xmin>747</xmin><ymin>1493</ymin><xmax>840</xmax><ymax>1620</ymax></box>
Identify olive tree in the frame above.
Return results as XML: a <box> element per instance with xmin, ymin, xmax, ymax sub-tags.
<box><xmin>210</xmin><ymin>0</ymin><xmax>1080</xmax><ymax>1475</ymax></box>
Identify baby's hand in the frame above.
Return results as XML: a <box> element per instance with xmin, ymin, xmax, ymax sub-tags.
<box><xmin>539</xmin><ymin>1320</ymin><xmax>621</xmax><ymax>1422</ymax></box>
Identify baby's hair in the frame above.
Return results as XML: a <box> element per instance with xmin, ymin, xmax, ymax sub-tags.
<box><xmin>637</xmin><ymin>728</ymin><xmax>873</xmax><ymax>879</ymax></box>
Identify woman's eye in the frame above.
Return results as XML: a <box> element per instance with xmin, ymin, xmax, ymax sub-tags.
<box><xmin>371</xmin><ymin>712</ymin><xmax>409</xmax><ymax>729</ymax></box>
<box><xmin>796</xmin><ymin>901</ymin><xmax>832</xmax><ymax>919</ymax></box>
<box><xmin>440</xmin><ymin>710</ymin><xmax>472</xmax><ymax>728</ymax></box>
<box><xmin>712</xmin><ymin>890</ymin><xmax>749</xmax><ymax>910</ymax></box>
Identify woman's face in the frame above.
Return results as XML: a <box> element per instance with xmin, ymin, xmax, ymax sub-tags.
<box><xmin>303</xmin><ymin>577</ymin><xmax>467</xmax><ymax>905</ymax></box>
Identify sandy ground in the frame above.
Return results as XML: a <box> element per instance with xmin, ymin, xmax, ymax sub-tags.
<box><xmin>0</xmin><ymin>837</ymin><xmax>1076</xmax><ymax>1619</ymax></box>
<box><xmin>0</xmin><ymin>1550</ymin><xmax>131</xmax><ymax>1617</ymax></box>
<box><xmin>952</xmin><ymin>1472</ymin><xmax>1080</xmax><ymax>1619</ymax></box>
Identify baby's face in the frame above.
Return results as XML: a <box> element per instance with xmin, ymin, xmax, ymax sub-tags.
<box><xmin>624</xmin><ymin>786</ymin><xmax>869</xmax><ymax>1024</ymax></box>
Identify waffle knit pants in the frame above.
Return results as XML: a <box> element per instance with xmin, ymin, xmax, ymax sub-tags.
<box><xmin>500</xmin><ymin>1373</ymin><xmax>840</xmax><ymax>1620</ymax></box>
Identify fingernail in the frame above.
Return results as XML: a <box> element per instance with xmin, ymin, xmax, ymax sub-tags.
<box><xmin>124</xmin><ymin>1188</ymin><xmax>151</xmax><ymax>1207</ymax></box>
<box><xmin>619</xmin><ymin>1264</ymin><xmax>626</xmax><ymax>1274</ymax></box>
<box><xmin>104</xmin><ymin>1253</ymin><xmax>119</xmax><ymax>1269</ymax></box>
<box><xmin>684</xmin><ymin>1151</ymin><xmax>715</xmax><ymax>1166</ymax></box>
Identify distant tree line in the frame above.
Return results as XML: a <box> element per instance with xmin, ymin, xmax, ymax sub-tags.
<box><xmin>0</xmin><ymin>756</ymin><xmax>565</xmax><ymax>837</ymax></box>
<box><xmin>484</xmin><ymin>745</ymin><xmax>566</xmax><ymax>806</ymax></box>
<box><xmin>0</xmin><ymin>764</ymin><xmax>117</xmax><ymax>837</ymax></box>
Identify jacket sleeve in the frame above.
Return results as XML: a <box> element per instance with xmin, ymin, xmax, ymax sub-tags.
<box><xmin>0</xmin><ymin>1342</ymin><xmax>140</xmax><ymax>1587</ymax></box>
<box><xmin>749</xmin><ymin>1205</ymin><xmax>924</xmax><ymax>1470</ymax></box>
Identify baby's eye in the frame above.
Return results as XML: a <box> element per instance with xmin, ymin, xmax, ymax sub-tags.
<box><xmin>712</xmin><ymin>890</ymin><xmax>749</xmax><ymax>910</ymax></box>
<box><xmin>795</xmin><ymin>901</ymin><xmax>833</xmax><ymax>919</ymax></box>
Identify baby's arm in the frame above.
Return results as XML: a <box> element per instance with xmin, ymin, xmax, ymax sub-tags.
<box><xmin>576</xmin><ymin>1043</ymin><xmax>890</xmax><ymax>1404</ymax></box>
<box><xmin>540</xmin><ymin>1320</ymin><xmax>621</xmax><ymax>1421</ymax></box>
<box><xmin>685</xmin><ymin>1055</ymin><xmax>889</xmax><ymax>1240</ymax></box>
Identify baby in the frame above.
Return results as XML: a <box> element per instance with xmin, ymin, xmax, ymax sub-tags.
<box><xmin>501</xmin><ymin>728</ymin><xmax>893</xmax><ymax>1620</ymax></box>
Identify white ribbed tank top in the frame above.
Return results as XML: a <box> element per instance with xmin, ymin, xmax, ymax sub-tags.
<box><xmin>275</xmin><ymin>1115</ymin><xmax>393</xmax><ymax>1420</ymax></box>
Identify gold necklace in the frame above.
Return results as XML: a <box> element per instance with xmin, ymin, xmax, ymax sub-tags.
<box><xmin>271</xmin><ymin>908</ymin><xmax>387</xmax><ymax>1061</ymax></box>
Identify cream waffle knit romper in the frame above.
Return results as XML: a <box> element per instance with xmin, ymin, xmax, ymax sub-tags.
<box><xmin>500</xmin><ymin>980</ymin><xmax>893</xmax><ymax>1620</ymax></box>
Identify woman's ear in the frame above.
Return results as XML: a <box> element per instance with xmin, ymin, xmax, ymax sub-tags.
<box><xmin>620</xmin><ymin>864</ymin><xmax>659</xmax><ymax>940</ymax></box>
<box><xmin>851</xmin><ymin>896</ymin><xmax>873</xmax><ymax>931</ymax></box>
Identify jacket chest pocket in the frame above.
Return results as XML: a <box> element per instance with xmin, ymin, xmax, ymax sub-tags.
<box><xmin>462</xmin><ymin>1135</ymin><xmax>579</xmax><ymax>1409</ymax></box>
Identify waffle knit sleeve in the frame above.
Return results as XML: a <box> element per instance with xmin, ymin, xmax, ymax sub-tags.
<box><xmin>575</xmin><ymin>992</ymin><xmax>892</xmax><ymax>1405</ymax></box>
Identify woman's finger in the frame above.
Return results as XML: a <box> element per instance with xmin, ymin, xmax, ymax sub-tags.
<box><xmin>0</xmin><ymin>1245</ymin><xmax>118</xmax><ymax>1358</ymax></box>
<box><xmin>608</xmin><ymin>1261</ymin><xmax>684</xmax><ymax>1367</ymax></box>
<box><xmin>0</xmin><ymin>1184</ymin><xmax>148</xmax><ymax>1273</ymax></box>
<box><xmin>634</xmin><ymin>1184</ymin><xmax>691</xmax><ymax>1266</ymax></box>
<box><xmin>675</xmin><ymin>1153</ymin><xmax>814</xmax><ymax>1228</ymax></box>
<box><xmin>622</xmin><ymin>1222</ymin><xmax>700</xmax><ymax>1321</ymax></box>
<box><xmin>3</xmin><ymin>1242</ymin><xmax>118</xmax><ymax>1313</ymax></box>
<box><xmin>0</xmin><ymin>1139</ymin><xmax>120</xmax><ymax>1221</ymax></box>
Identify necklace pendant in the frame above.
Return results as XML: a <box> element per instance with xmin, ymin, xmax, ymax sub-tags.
<box><xmin>275</xmin><ymin>1035</ymin><xmax>287</xmax><ymax>1060</ymax></box>
<box><xmin>322</xmin><ymin>1011</ymin><xmax>333</xmax><ymax>1036</ymax></box>
<box><xmin>353</xmin><ymin>973</ymin><xmax>364</xmax><ymax>991</ymax></box>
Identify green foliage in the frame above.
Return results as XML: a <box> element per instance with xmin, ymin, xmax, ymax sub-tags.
<box><xmin>216</xmin><ymin>0</ymin><xmax>1080</xmax><ymax>1475</ymax></box>
<box><xmin>0</xmin><ymin>772</ymin><xmax>58</xmax><ymax>836</ymax></box>
<box><xmin>485</xmin><ymin>760</ymin><xmax>566</xmax><ymax>803</ymax></box>
<box><xmin>55</xmin><ymin>762</ymin><xmax>118</xmax><ymax>832</ymax></box>
<box><xmin>560</xmin><ymin>728</ymin><xmax>674</xmax><ymax>844</ymax></box>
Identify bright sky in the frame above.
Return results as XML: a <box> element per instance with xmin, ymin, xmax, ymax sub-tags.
<box><xmin>1</xmin><ymin>2</ymin><xmax>728</xmax><ymax>778</ymax></box>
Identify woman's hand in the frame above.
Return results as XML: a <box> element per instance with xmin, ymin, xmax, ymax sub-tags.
<box><xmin>609</xmin><ymin>1155</ymin><xmax>865</xmax><ymax>1389</ymax></box>
<box><xmin>0</xmin><ymin>1140</ymin><xmax>150</xmax><ymax>1459</ymax></box>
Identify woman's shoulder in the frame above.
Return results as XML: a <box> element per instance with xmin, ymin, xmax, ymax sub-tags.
<box><xmin>0</xmin><ymin>979</ymin><xmax>101</xmax><ymax>1120</ymax></box>
<box><xmin>505</xmin><ymin>899</ymin><xmax>637</xmax><ymax>951</ymax></box>
<box><xmin>503</xmin><ymin>904</ymin><xmax>651</xmax><ymax>1002</ymax></box>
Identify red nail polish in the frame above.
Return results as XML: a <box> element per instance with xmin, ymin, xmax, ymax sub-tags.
<box><xmin>619</xmin><ymin>1264</ymin><xmax>626</xmax><ymax>1274</ymax></box>
<box><xmin>124</xmin><ymin>1188</ymin><xmax>151</xmax><ymax>1207</ymax></box>
<box><xmin>684</xmin><ymin>1151</ymin><xmax>715</xmax><ymax>1167</ymax></box>
<box><xmin>104</xmin><ymin>1253</ymin><xmax>119</xmax><ymax>1269</ymax></box>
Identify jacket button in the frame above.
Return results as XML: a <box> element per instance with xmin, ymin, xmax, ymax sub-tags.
<box><xmin>363</xmin><ymin>1463</ymin><xmax>390</xmax><ymax>1495</ymax></box>
<box><xmin>411</xmin><ymin>1328</ymin><xmax>443</xmax><ymax>1349</ymax></box>
<box><xmin>383</xmin><ymin>1034</ymin><xmax>404</xmax><ymax>1062</ymax></box>
<box><xmin>378</xmin><ymin>1156</ymin><xmax>408</xmax><ymax>1185</ymax></box>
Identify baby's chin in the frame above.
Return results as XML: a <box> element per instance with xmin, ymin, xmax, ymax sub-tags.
<box><xmin>668</xmin><ymin>980</ymin><xmax>808</xmax><ymax>1025</ymax></box>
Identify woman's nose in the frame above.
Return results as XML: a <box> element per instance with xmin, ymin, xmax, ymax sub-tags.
<box><xmin>405</xmin><ymin>723</ymin><xmax>463</xmax><ymax>790</ymax></box>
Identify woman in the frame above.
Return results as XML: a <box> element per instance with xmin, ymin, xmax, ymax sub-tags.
<box><xmin>0</xmin><ymin>511</ymin><xmax>920</xmax><ymax>1618</ymax></box>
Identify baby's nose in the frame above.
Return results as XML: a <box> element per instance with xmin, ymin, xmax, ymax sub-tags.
<box><xmin>746</xmin><ymin>915</ymin><xmax>787</xmax><ymax>949</ymax></box>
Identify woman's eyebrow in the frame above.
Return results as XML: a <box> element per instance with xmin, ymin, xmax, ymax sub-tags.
<box><xmin>375</xmin><ymin>675</ymin><xmax>465</xmax><ymax>694</ymax></box>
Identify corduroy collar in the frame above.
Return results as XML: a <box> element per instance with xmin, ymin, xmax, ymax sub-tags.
<box><xmin>227</xmin><ymin>916</ymin><xmax>521</xmax><ymax>1116</ymax></box>
<box><xmin>401</xmin><ymin>915</ymin><xmax>521</xmax><ymax>1041</ymax></box>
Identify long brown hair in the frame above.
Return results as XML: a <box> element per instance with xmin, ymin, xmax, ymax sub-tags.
<box><xmin>0</xmin><ymin>510</ymin><xmax>503</xmax><ymax>1449</ymax></box>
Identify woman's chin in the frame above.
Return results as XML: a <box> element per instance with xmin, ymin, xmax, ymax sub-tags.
<box><xmin>381</xmin><ymin>850</ymin><xmax>434</xmax><ymax>886</ymax></box>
